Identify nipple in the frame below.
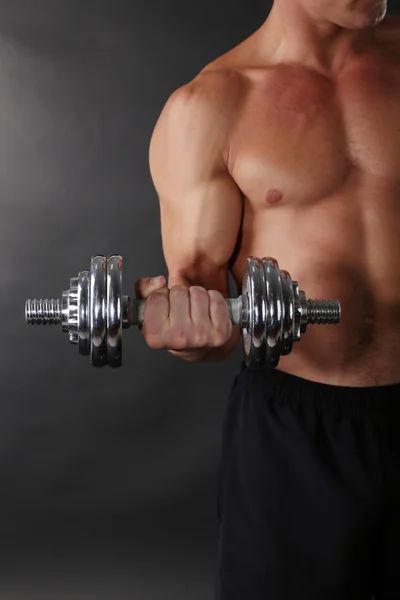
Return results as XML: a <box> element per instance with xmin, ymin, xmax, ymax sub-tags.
<box><xmin>266</xmin><ymin>189</ymin><xmax>283</xmax><ymax>204</ymax></box>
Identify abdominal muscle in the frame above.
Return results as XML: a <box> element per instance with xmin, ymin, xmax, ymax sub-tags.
<box><xmin>230</xmin><ymin>180</ymin><xmax>400</xmax><ymax>387</ymax></box>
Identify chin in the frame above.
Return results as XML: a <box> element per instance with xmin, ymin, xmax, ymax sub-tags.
<box><xmin>342</xmin><ymin>9</ymin><xmax>387</xmax><ymax>29</ymax></box>
<box><xmin>360</xmin><ymin>3</ymin><xmax>387</xmax><ymax>26</ymax></box>
<box><xmin>338</xmin><ymin>1</ymin><xmax>387</xmax><ymax>29</ymax></box>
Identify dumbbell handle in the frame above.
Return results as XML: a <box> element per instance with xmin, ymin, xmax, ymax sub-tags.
<box><xmin>125</xmin><ymin>295</ymin><xmax>340</xmax><ymax>328</ymax></box>
<box><xmin>126</xmin><ymin>296</ymin><xmax>248</xmax><ymax>327</ymax></box>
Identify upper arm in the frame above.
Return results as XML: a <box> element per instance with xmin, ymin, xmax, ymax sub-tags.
<box><xmin>149</xmin><ymin>74</ymin><xmax>243</xmax><ymax>298</ymax></box>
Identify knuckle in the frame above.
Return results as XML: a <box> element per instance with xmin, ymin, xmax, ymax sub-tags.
<box><xmin>207</xmin><ymin>289</ymin><xmax>223</xmax><ymax>300</ymax></box>
<box><xmin>192</xmin><ymin>327</ymin><xmax>209</xmax><ymax>348</ymax></box>
<box><xmin>213</xmin><ymin>331</ymin><xmax>228</xmax><ymax>347</ymax></box>
<box><xmin>189</xmin><ymin>286</ymin><xmax>208</xmax><ymax>295</ymax></box>
<box><xmin>170</xmin><ymin>327</ymin><xmax>189</xmax><ymax>349</ymax></box>
<box><xmin>146</xmin><ymin>292</ymin><xmax>167</xmax><ymax>308</ymax></box>
<box><xmin>170</xmin><ymin>285</ymin><xmax>187</xmax><ymax>295</ymax></box>
<box><xmin>143</xmin><ymin>330</ymin><xmax>164</xmax><ymax>350</ymax></box>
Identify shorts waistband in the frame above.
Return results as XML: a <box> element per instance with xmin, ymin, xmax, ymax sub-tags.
<box><xmin>239</xmin><ymin>362</ymin><xmax>400</xmax><ymax>411</ymax></box>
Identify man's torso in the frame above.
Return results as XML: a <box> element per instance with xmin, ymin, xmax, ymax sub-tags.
<box><xmin>203</xmin><ymin>16</ymin><xmax>400</xmax><ymax>386</ymax></box>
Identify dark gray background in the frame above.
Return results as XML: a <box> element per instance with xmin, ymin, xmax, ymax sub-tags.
<box><xmin>2</xmin><ymin>1</ymin><xmax>399</xmax><ymax>598</ymax></box>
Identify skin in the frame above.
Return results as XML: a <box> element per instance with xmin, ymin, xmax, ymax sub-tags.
<box><xmin>138</xmin><ymin>0</ymin><xmax>400</xmax><ymax>386</ymax></box>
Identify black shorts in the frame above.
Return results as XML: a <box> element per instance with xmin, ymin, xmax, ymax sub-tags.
<box><xmin>215</xmin><ymin>362</ymin><xmax>400</xmax><ymax>600</ymax></box>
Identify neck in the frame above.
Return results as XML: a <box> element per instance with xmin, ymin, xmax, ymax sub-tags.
<box><xmin>259</xmin><ymin>0</ymin><xmax>380</xmax><ymax>73</ymax></box>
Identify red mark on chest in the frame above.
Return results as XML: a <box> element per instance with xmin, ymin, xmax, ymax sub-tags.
<box><xmin>266</xmin><ymin>189</ymin><xmax>283</xmax><ymax>204</ymax></box>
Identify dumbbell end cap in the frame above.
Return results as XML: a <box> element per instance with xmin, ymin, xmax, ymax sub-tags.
<box><xmin>306</xmin><ymin>300</ymin><xmax>341</xmax><ymax>325</ymax></box>
<box><xmin>25</xmin><ymin>299</ymin><xmax>62</xmax><ymax>325</ymax></box>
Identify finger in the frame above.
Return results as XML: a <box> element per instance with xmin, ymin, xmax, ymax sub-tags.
<box><xmin>189</xmin><ymin>286</ymin><xmax>212</xmax><ymax>346</ymax></box>
<box><xmin>208</xmin><ymin>290</ymin><xmax>232</xmax><ymax>345</ymax></box>
<box><xmin>135</xmin><ymin>275</ymin><xmax>166</xmax><ymax>299</ymax></box>
<box><xmin>141</xmin><ymin>290</ymin><xmax>170</xmax><ymax>341</ymax></box>
<box><xmin>168</xmin><ymin>286</ymin><xmax>191</xmax><ymax>348</ymax></box>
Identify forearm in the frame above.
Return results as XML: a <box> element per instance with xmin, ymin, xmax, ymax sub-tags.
<box><xmin>169</xmin><ymin>325</ymin><xmax>241</xmax><ymax>363</ymax></box>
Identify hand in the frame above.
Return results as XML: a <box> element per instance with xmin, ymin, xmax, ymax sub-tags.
<box><xmin>134</xmin><ymin>275</ymin><xmax>232</xmax><ymax>351</ymax></box>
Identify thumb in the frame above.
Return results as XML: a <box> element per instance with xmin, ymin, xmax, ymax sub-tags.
<box><xmin>134</xmin><ymin>275</ymin><xmax>168</xmax><ymax>300</ymax></box>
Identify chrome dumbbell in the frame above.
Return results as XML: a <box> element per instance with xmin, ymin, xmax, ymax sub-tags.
<box><xmin>25</xmin><ymin>254</ymin><xmax>341</xmax><ymax>369</ymax></box>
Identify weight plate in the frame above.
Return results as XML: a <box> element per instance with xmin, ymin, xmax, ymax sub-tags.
<box><xmin>279</xmin><ymin>269</ymin><xmax>294</xmax><ymax>356</ymax></box>
<box><xmin>241</xmin><ymin>257</ymin><xmax>267</xmax><ymax>369</ymax></box>
<box><xmin>68</xmin><ymin>277</ymin><xmax>79</xmax><ymax>338</ymax></box>
<box><xmin>90</xmin><ymin>255</ymin><xmax>107</xmax><ymax>367</ymax></box>
<box><xmin>299</xmin><ymin>290</ymin><xmax>308</xmax><ymax>334</ymax></box>
<box><xmin>106</xmin><ymin>255</ymin><xmax>123</xmax><ymax>368</ymax></box>
<box><xmin>77</xmin><ymin>270</ymin><xmax>91</xmax><ymax>356</ymax></box>
<box><xmin>292</xmin><ymin>282</ymin><xmax>302</xmax><ymax>341</ymax></box>
<box><xmin>262</xmin><ymin>257</ymin><xmax>284</xmax><ymax>369</ymax></box>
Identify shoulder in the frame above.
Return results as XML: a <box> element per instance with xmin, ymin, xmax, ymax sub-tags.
<box><xmin>163</xmin><ymin>65</ymin><xmax>247</xmax><ymax>125</ymax></box>
<box><xmin>150</xmin><ymin>40</ymin><xmax>255</xmax><ymax>166</ymax></box>
<box><xmin>374</xmin><ymin>14</ymin><xmax>400</xmax><ymax>54</ymax></box>
<box><xmin>152</xmin><ymin>63</ymin><xmax>248</xmax><ymax>153</ymax></box>
<box><xmin>149</xmin><ymin>68</ymin><xmax>245</xmax><ymax>172</ymax></box>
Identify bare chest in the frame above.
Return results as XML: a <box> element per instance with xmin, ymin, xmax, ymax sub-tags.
<box><xmin>229</xmin><ymin>58</ymin><xmax>400</xmax><ymax>207</ymax></box>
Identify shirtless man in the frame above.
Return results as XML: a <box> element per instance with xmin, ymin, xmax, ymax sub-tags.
<box><xmin>136</xmin><ymin>0</ymin><xmax>400</xmax><ymax>597</ymax></box>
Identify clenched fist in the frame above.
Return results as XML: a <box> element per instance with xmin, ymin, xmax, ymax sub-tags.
<box><xmin>134</xmin><ymin>275</ymin><xmax>232</xmax><ymax>351</ymax></box>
